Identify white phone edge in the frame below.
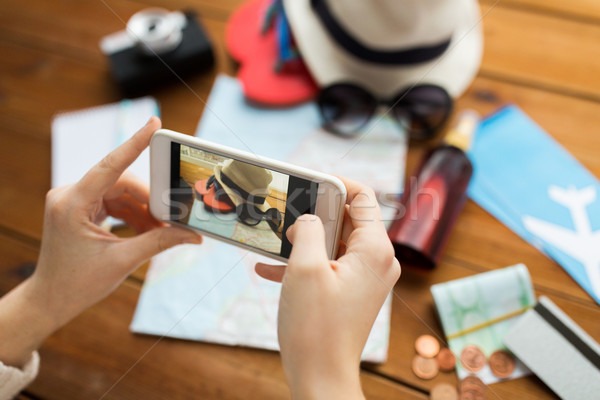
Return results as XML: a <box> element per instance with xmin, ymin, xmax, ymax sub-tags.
<box><xmin>149</xmin><ymin>129</ymin><xmax>347</xmax><ymax>263</ymax></box>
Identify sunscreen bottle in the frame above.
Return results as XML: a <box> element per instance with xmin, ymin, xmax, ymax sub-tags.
<box><xmin>388</xmin><ymin>110</ymin><xmax>479</xmax><ymax>268</ymax></box>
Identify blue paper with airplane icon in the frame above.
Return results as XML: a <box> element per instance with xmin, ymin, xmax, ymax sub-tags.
<box><xmin>468</xmin><ymin>105</ymin><xmax>600</xmax><ymax>304</ymax></box>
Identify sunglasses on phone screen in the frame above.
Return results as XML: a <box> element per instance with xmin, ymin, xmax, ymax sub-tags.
<box><xmin>236</xmin><ymin>204</ymin><xmax>283</xmax><ymax>232</ymax></box>
<box><xmin>317</xmin><ymin>83</ymin><xmax>453</xmax><ymax>140</ymax></box>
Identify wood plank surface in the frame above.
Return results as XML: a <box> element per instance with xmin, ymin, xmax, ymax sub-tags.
<box><xmin>14</xmin><ymin>395</ymin><xmax>36</xmax><ymax>400</ymax></box>
<box><xmin>1</xmin><ymin>0</ymin><xmax>599</xmax><ymax>398</ymax></box>
<box><xmin>479</xmin><ymin>3</ymin><xmax>600</xmax><ymax>100</ymax></box>
<box><xmin>482</xmin><ymin>0</ymin><xmax>600</xmax><ymax>22</ymax></box>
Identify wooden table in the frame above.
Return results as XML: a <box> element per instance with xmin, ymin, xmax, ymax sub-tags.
<box><xmin>1</xmin><ymin>1</ymin><xmax>599</xmax><ymax>398</ymax></box>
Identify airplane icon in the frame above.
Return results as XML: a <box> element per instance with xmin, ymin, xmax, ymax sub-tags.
<box><xmin>523</xmin><ymin>185</ymin><xmax>600</xmax><ymax>302</ymax></box>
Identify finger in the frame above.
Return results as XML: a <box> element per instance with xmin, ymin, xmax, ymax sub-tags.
<box><xmin>113</xmin><ymin>226</ymin><xmax>202</xmax><ymax>271</ymax></box>
<box><xmin>335</xmin><ymin>175</ymin><xmax>372</xmax><ymax>205</ymax></box>
<box><xmin>255</xmin><ymin>263</ymin><xmax>286</xmax><ymax>282</ymax></box>
<box><xmin>76</xmin><ymin>116</ymin><xmax>161</xmax><ymax>200</ymax></box>
<box><xmin>391</xmin><ymin>257</ymin><xmax>402</xmax><ymax>284</ymax></box>
<box><xmin>335</xmin><ymin>175</ymin><xmax>383</xmax><ymax>230</ymax></box>
<box><xmin>340</xmin><ymin>205</ymin><xmax>353</xmax><ymax>243</ymax></box>
<box><xmin>108</xmin><ymin>208</ymin><xmax>145</xmax><ymax>233</ymax></box>
<box><xmin>105</xmin><ymin>193</ymin><xmax>160</xmax><ymax>229</ymax></box>
<box><xmin>106</xmin><ymin>197</ymin><xmax>158</xmax><ymax>233</ymax></box>
<box><xmin>287</xmin><ymin>214</ymin><xmax>329</xmax><ymax>269</ymax></box>
<box><xmin>336</xmin><ymin>240</ymin><xmax>347</xmax><ymax>258</ymax></box>
<box><xmin>104</xmin><ymin>171</ymin><xmax>150</xmax><ymax>204</ymax></box>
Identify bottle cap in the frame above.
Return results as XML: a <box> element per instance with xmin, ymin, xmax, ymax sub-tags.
<box><xmin>443</xmin><ymin>109</ymin><xmax>479</xmax><ymax>152</ymax></box>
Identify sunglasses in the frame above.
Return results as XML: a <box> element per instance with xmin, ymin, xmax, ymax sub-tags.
<box><xmin>317</xmin><ymin>83</ymin><xmax>453</xmax><ymax>140</ymax></box>
<box><xmin>236</xmin><ymin>203</ymin><xmax>283</xmax><ymax>232</ymax></box>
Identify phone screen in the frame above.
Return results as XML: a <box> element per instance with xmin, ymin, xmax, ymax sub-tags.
<box><xmin>169</xmin><ymin>142</ymin><xmax>319</xmax><ymax>258</ymax></box>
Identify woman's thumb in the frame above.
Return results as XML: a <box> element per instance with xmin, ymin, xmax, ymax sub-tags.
<box><xmin>287</xmin><ymin>214</ymin><xmax>329</xmax><ymax>268</ymax></box>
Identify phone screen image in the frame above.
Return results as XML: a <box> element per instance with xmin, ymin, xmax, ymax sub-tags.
<box><xmin>169</xmin><ymin>143</ymin><xmax>319</xmax><ymax>258</ymax></box>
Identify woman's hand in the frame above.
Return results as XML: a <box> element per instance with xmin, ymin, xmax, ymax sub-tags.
<box><xmin>256</xmin><ymin>177</ymin><xmax>401</xmax><ymax>400</ymax></box>
<box><xmin>0</xmin><ymin>117</ymin><xmax>202</xmax><ymax>367</ymax></box>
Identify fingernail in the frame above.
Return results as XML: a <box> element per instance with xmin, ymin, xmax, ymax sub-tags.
<box><xmin>183</xmin><ymin>235</ymin><xmax>202</xmax><ymax>245</ymax></box>
<box><xmin>285</xmin><ymin>224</ymin><xmax>294</xmax><ymax>238</ymax></box>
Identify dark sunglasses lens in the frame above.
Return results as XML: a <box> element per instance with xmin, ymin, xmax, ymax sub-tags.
<box><xmin>237</xmin><ymin>205</ymin><xmax>261</xmax><ymax>226</ymax></box>
<box><xmin>318</xmin><ymin>84</ymin><xmax>376</xmax><ymax>135</ymax></box>
<box><xmin>240</xmin><ymin>218</ymin><xmax>260</xmax><ymax>226</ymax></box>
<box><xmin>392</xmin><ymin>85</ymin><xmax>452</xmax><ymax>140</ymax></box>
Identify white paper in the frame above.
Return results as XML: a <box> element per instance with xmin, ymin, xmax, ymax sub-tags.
<box><xmin>51</xmin><ymin>96</ymin><xmax>159</xmax><ymax>188</ymax></box>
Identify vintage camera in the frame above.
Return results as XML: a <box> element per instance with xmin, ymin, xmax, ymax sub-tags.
<box><xmin>100</xmin><ymin>8</ymin><xmax>214</xmax><ymax>95</ymax></box>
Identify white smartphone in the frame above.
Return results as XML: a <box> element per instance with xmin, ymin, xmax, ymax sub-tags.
<box><xmin>149</xmin><ymin>129</ymin><xmax>347</xmax><ymax>262</ymax></box>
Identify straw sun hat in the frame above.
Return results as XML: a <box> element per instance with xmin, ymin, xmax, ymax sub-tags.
<box><xmin>282</xmin><ymin>0</ymin><xmax>483</xmax><ymax>98</ymax></box>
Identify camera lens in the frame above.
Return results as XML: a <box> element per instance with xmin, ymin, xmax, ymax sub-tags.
<box><xmin>147</xmin><ymin>18</ymin><xmax>161</xmax><ymax>32</ymax></box>
<box><xmin>127</xmin><ymin>8</ymin><xmax>186</xmax><ymax>55</ymax></box>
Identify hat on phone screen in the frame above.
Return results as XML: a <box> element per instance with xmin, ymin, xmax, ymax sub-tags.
<box><xmin>282</xmin><ymin>0</ymin><xmax>483</xmax><ymax>98</ymax></box>
<box><xmin>214</xmin><ymin>159</ymin><xmax>275</xmax><ymax>212</ymax></box>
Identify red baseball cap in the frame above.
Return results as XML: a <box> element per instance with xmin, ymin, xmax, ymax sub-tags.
<box><xmin>225</xmin><ymin>0</ymin><xmax>318</xmax><ymax>105</ymax></box>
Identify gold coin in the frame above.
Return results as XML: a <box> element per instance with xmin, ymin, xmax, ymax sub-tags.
<box><xmin>489</xmin><ymin>350</ymin><xmax>516</xmax><ymax>379</ymax></box>
<box><xmin>460</xmin><ymin>345</ymin><xmax>486</xmax><ymax>373</ymax></box>
<box><xmin>415</xmin><ymin>334</ymin><xmax>441</xmax><ymax>358</ymax></box>
<box><xmin>430</xmin><ymin>383</ymin><xmax>458</xmax><ymax>400</ymax></box>
<box><xmin>436</xmin><ymin>347</ymin><xmax>457</xmax><ymax>372</ymax></box>
<box><xmin>412</xmin><ymin>354</ymin><xmax>439</xmax><ymax>380</ymax></box>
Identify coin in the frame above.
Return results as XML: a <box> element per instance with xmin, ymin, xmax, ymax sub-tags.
<box><xmin>459</xmin><ymin>375</ymin><xmax>485</xmax><ymax>391</ymax></box>
<box><xmin>412</xmin><ymin>355</ymin><xmax>439</xmax><ymax>380</ymax></box>
<box><xmin>460</xmin><ymin>345</ymin><xmax>486</xmax><ymax>373</ymax></box>
<box><xmin>489</xmin><ymin>350</ymin><xmax>516</xmax><ymax>379</ymax></box>
<box><xmin>459</xmin><ymin>387</ymin><xmax>486</xmax><ymax>400</ymax></box>
<box><xmin>415</xmin><ymin>334</ymin><xmax>441</xmax><ymax>358</ymax></box>
<box><xmin>436</xmin><ymin>347</ymin><xmax>457</xmax><ymax>372</ymax></box>
<box><xmin>459</xmin><ymin>375</ymin><xmax>486</xmax><ymax>400</ymax></box>
<box><xmin>430</xmin><ymin>383</ymin><xmax>459</xmax><ymax>400</ymax></box>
